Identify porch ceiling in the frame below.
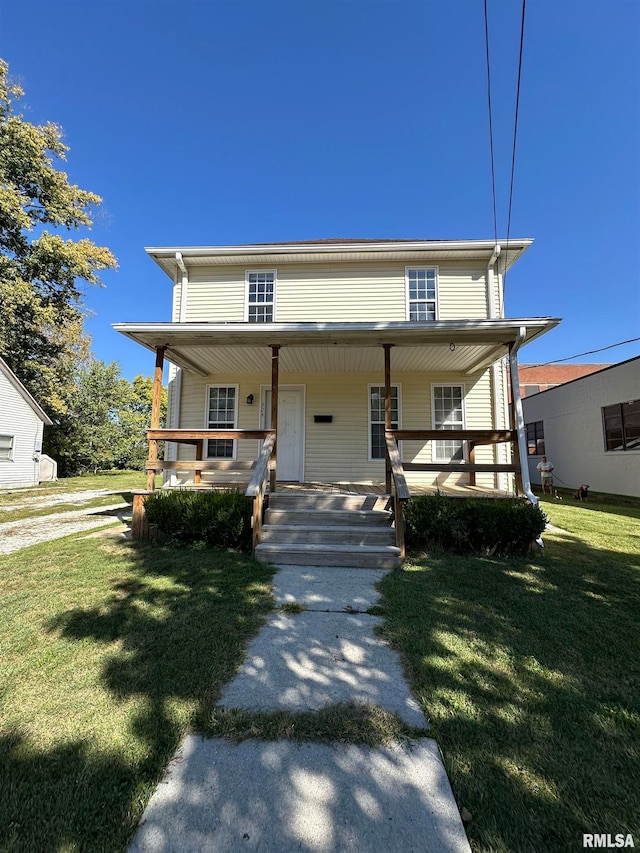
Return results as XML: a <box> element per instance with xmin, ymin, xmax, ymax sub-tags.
<box><xmin>113</xmin><ymin>319</ymin><xmax>560</xmax><ymax>377</ymax></box>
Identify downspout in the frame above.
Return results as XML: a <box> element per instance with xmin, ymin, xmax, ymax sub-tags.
<box><xmin>487</xmin><ymin>246</ymin><xmax>505</xmax><ymax>490</ymax></box>
<box><xmin>509</xmin><ymin>326</ymin><xmax>537</xmax><ymax>506</ymax></box>
<box><xmin>169</xmin><ymin>252</ymin><xmax>189</xmax><ymax>484</ymax></box>
<box><xmin>486</xmin><ymin>244</ymin><xmax>500</xmax><ymax>319</ymax></box>
<box><xmin>176</xmin><ymin>252</ymin><xmax>188</xmax><ymax>322</ymax></box>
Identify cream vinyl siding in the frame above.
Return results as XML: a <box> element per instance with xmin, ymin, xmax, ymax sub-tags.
<box><xmin>185</xmin><ymin>266</ymin><xmax>249</xmax><ymax>322</ymax></box>
<box><xmin>438</xmin><ymin>261</ymin><xmax>490</xmax><ymax>320</ymax></box>
<box><xmin>182</xmin><ymin>261</ymin><xmax>491</xmax><ymax>323</ymax></box>
<box><xmin>176</xmin><ymin>368</ymin><xmax>498</xmax><ymax>486</ymax></box>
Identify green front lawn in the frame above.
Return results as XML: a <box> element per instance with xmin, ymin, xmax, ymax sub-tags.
<box><xmin>379</xmin><ymin>497</ymin><xmax>640</xmax><ymax>852</ymax></box>
<box><xmin>0</xmin><ymin>471</ymin><xmax>152</xmax><ymax>506</ymax></box>
<box><xmin>0</xmin><ymin>536</ymin><xmax>274</xmax><ymax>852</ymax></box>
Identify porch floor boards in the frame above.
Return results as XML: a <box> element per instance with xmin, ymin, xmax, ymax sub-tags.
<box><xmin>161</xmin><ymin>481</ymin><xmax>516</xmax><ymax>499</ymax></box>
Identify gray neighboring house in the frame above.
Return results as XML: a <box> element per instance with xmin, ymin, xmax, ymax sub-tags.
<box><xmin>0</xmin><ymin>356</ymin><xmax>54</xmax><ymax>488</ymax></box>
<box><xmin>522</xmin><ymin>356</ymin><xmax>640</xmax><ymax>498</ymax></box>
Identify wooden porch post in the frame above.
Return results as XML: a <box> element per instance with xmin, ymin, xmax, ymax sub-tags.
<box><xmin>146</xmin><ymin>346</ymin><xmax>166</xmax><ymax>491</ymax></box>
<box><xmin>269</xmin><ymin>344</ymin><xmax>280</xmax><ymax>492</ymax></box>
<box><xmin>383</xmin><ymin>344</ymin><xmax>393</xmax><ymax>494</ymax></box>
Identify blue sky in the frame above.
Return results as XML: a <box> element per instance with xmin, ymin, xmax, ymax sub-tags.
<box><xmin>2</xmin><ymin>0</ymin><xmax>639</xmax><ymax>379</ymax></box>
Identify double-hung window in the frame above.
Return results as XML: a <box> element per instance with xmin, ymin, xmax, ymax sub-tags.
<box><xmin>369</xmin><ymin>385</ymin><xmax>399</xmax><ymax>460</ymax></box>
<box><xmin>246</xmin><ymin>271</ymin><xmax>275</xmax><ymax>322</ymax></box>
<box><xmin>602</xmin><ymin>400</ymin><xmax>640</xmax><ymax>451</ymax></box>
<box><xmin>206</xmin><ymin>386</ymin><xmax>237</xmax><ymax>458</ymax></box>
<box><xmin>0</xmin><ymin>434</ymin><xmax>14</xmax><ymax>461</ymax></box>
<box><xmin>526</xmin><ymin>421</ymin><xmax>545</xmax><ymax>456</ymax></box>
<box><xmin>406</xmin><ymin>267</ymin><xmax>438</xmax><ymax>321</ymax></box>
<box><xmin>432</xmin><ymin>385</ymin><xmax>465</xmax><ymax>461</ymax></box>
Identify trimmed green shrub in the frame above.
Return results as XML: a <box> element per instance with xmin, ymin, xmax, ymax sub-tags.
<box><xmin>143</xmin><ymin>489</ymin><xmax>252</xmax><ymax>551</ymax></box>
<box><xmin>404</xmin><ymin>493</ymin><xmax>547</xmax><ymax>556</ymax></box>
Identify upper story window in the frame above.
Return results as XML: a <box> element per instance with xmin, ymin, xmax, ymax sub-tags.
<box><xmin>602</xmin><ymin>400</ymin><xmax>640</xmax><ymax>452</ymax></box>
<box><xmin>0</xmin><ymin>434</ymin><xmax>14</xmax><ymax>461</ymax></box>
<box><xmin>406</xmin><ymin>267</ymin><xmax>438</xmax><ymax>321</ymax></box>
<box><xmin>246</xmin><ymin>271</ymin><xmax>275</xmax><ymax>322</ymax></box>
<box><xmin>526</xmin><ymin>421</ymin><xmax>545</xmax><ymax>455</ymax></box>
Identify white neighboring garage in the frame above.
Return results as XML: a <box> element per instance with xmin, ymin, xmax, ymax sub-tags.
<box><xmin>522</xmin><ymin>356</ymin><xmax>640</xmax><ymax>498</ymax></box>
<box><xmin>0</xmin><ymin>356</ymin><xmax>54</xmax><ymax>488</ymax></box>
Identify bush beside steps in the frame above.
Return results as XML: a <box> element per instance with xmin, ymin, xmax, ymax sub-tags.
<box><xmin>143</xmin><ymin>489</ymin><xmax>252</xmax><ymax>550</ymax></box>
<box><xmin>404</xmin><ymin>493</ymin><xmax>547</xmax><ymax>556</ymax></box>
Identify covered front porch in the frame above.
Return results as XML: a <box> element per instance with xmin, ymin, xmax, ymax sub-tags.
<box><xmin>114</xmin><ymin>318</ymin><xmax>559</xmax><ymax>555</ymax></box>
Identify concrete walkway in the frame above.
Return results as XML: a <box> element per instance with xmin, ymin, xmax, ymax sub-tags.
<box><xmin>129</xmin><ymin>564</ymin><xmax>471</xmax><ymax>853</ymax></box>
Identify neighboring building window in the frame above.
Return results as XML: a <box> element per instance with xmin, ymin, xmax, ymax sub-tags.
<box><xmin>526</xmin><ymin>421</ymin><xmax>545</xmax><ymax>456</ymax></box>
<box><xmin>246</xmin><ymin>271</ymin><xmax>275</xmax><ymax>322</ymax></box>
<box><xmin>432</xmin><ymin>385</ymin><xmax>464</xmax><ymax>461</ymax></box>
<box><xmin>206</xmin><ymin>386</ymin><xmax>237</xmax><ymax>458</ymax></box>
<box><xmin>522</xmin><ymin>384</ymin><xmax>540</xmax><ymax>397</ymax></box>
<box><xmin>369</xmin><ymin>385</ymin><xmax>399</xmax><ymax>460</ymax></box>
<box><xmin>406</xmin><ymin>267</ymin><xmax>437</xmax><ymax>321</ymax></box>
<box><xmin>602</xmin><ymin>400</ymin><xmax>640</xmax><ymax>452</ymax></box>
<box><xmin>0</xmin><ymin>434</ymin><xmax>14</xmax><ymax>461</ymax></box>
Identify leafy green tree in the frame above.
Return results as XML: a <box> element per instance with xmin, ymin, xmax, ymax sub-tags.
<box><xmin>45</xmin><ymin>361</ymin><xmax>166</xmax><ymax>476</ymax></box>
<box><xmin>116</xmin><ymin>374</ymin><xmax>167</xmax><ymax>470</ymax></box>
<box><xmin>0</xmin><ymin>58</ymin><xmax>117</xmax><ymax>416</ymax></box>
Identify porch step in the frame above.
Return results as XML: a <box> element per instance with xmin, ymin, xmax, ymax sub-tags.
<box><xmin>257</xmin><ymin>491</ymin><xmax>400</xmax><ymax>569</ymax></box>
<box><xmin>254</xmin><ymin>542</ymin><xmax>401</xmax><ymax>570</ymax></box>
<box><xmin>267</xmin><ymin>494</ymin><xmax>391</xmax><ymax>512</ymax></box>
<box><xmin>264</xmin><ymin>508</ymin><xmax>393</xmax><ymax>527</ymax></box>
<box><xmin>259</xmin><ymin>524</ymin><xmax>396</xmax><ymax>547</ymax></box>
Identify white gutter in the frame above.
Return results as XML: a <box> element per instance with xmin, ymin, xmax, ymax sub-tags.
<box><xmin>148</xmin><ymin>239</ymin><xmax>534</xmax><ymax>256</ymax></box>
<box><xmin>176</xmin><ymin>252</ymin><xmax>188</xmax><ymax>322</ymax></box>
<box><xmin>509</xmin><ymin>326</ymin><xmax>537</xmax><ymax>506</ymax></box>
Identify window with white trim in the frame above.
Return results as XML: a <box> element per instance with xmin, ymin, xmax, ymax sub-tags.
<box><xmin>369</xmin><ymin>385</ymin><xmax>399</xmax><ymax>460</ymax></box>
<box><xmin>206</xmin><ymin>386</ymin><xmax>237</xmax><ymax>458</ymax></box>
<box><xmin>0</xmin><ymin>434</ymin><xmax>14</xmax><ymax>461</ymax></box>
<box><xmin>432</xmin><ymin>385</ymin><xmax>464</xmax><ymax>461</ymax></box>
<box><xmin>246</xmin><ymin>271</ymin><xmax>275</xmax><ymax>322</ymax></box>
<box><xmin>406</xmin><ymin>267</ymin><xmax>437</xmax><ymax>321</ymax></box>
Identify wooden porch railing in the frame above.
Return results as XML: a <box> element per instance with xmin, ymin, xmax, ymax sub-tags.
<box><xmin>385</xmin><ymin>435</ymin><xmax>410</xmax><ymax>559</ymax></box>
<box><xmin>387</xmin><ymin>430</ymin><xmax>519</xmax><ymax>484</ymax></box>
<box><xmin>145</xmin><ymin>429</ymin><xmax>274</xmax><ymax>485</ymax></box>
<box><xmin>245</xmin><ymin>433</ymin><xmax>276</xmax><ymax>550</ymax></box>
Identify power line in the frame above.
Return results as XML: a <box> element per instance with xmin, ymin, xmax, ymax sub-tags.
<box><xmin>518</xmin><ymin>337</ymin><xmax>640</xmax><ymax>369</ymax></box>
<box><xmin>483</xmin><ymin>0</ymin><xmax>498</xmax><ymax>245</ymax></box>
<box><xmin>503</xmin><ymin>0</ymin><xmax>527</xmax><ymax>294</ymax></box>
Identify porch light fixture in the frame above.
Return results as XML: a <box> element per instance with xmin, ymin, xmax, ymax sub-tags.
<box><xmin>246</xmin><ymin>393</ymin><xmax>255</xmax><ymax>405</ymax></box>
<box><xmin>449</xmin><ymin>342</ymin><xmax>456</xmax><ymax>352</ymax></box>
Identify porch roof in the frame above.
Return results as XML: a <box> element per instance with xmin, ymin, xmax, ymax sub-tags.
<box><xmin>113</xmin><ymin>318</ymin><xmax>560</xmax><ymax>377</ymax></box>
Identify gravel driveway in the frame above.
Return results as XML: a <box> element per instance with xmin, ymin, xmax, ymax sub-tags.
<box><xmin>0</xmin><ymin>492</ymin><xmax>132</xmax><ymax>555</ymax></box>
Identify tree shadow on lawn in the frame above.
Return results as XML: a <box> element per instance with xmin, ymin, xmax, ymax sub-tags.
<box><xmin>378</xmin><ymin>532</ymin><xmax>640</xmax><ymax>852</ymax></box>
<box><xmin>0</xmin><ymin>540</ymin><xmax>274</xmax><ymax>853</ymax></box>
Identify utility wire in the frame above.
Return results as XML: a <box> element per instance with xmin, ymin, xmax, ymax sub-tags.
<box><xmin>503</xmin><ymin>0</ymin><xmax>527</xmax><ymax>293</ymax></box>
<box><xmin>484</xmin><ymin>0</ymin><xmax>498</xmax><ymax>245</ymax></box>
<box><xmin>518</xmin><ymin>337</ymin><xmax>640</xmax><ymax>369</ymax></box>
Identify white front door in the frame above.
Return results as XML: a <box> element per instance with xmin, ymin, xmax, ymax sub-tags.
<box><xmin>263</xmin><ymin>387</ymin><xmax>305</xmax><ymax>482</ymax></box>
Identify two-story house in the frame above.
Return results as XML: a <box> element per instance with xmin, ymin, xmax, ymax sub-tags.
<box><xmin>115</xmin><ymin>238</ymin><xmax>559</xmax><ymax>561</ymax></box>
